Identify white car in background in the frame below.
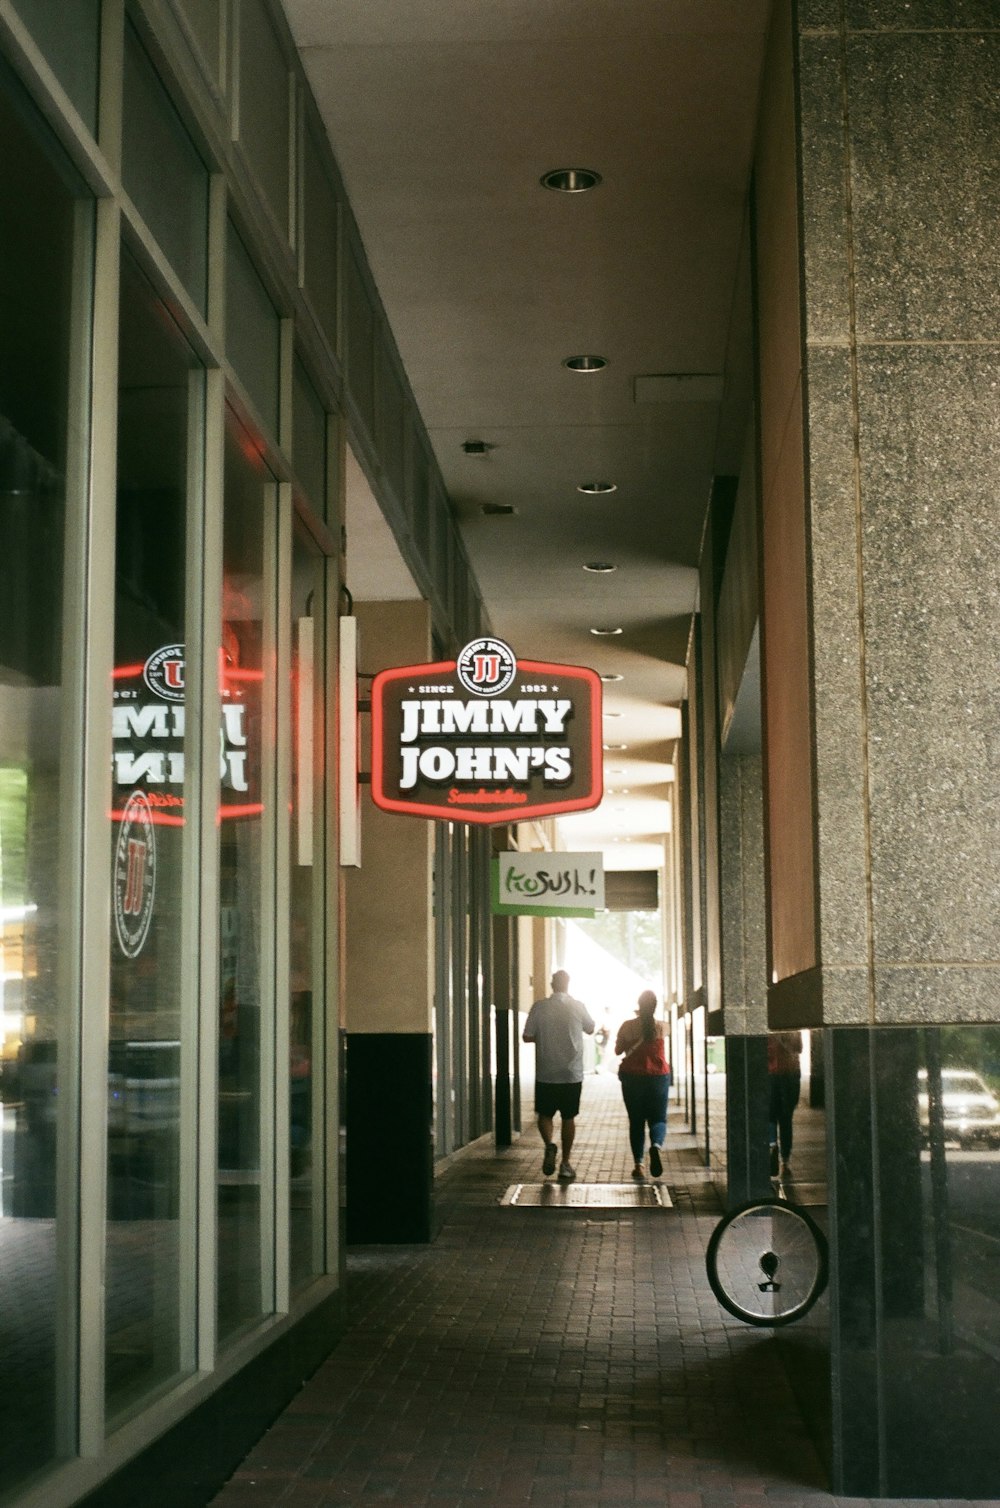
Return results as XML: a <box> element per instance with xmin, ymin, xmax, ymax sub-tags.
<box><xmin>918</xmin><ymin>1067</ymin><xmax>1000</xmax><ymax>1148</ymax></box>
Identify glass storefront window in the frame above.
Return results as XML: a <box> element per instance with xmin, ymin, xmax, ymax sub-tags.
<box><xmin>226</xmin><ymin>222</ymin><xmax>281</xmax><ymax>438</ymax></box>
<box><xmin>217</xmin><ymin>412</ymin><xmax>275</xmax><ymax>1343</ymax></box>
<box><xmin>302</xmin><ymin>124</ymin><xmax>338</xmax><ymax>358</ymax></box>
<box><xmin>289</xmin><ymin>521</ymin><xmax>324</xmax><ymax>1287</ymax></box>
<box><xmin>106</xmin><ymin>251</ymin><xmax>201</xmax><ymax>1421</ymax></box>
<box><xmin>13</xmin><ymin>0</ymin><xmax>101</xmax><ymax>134</ymax></box>
<box><xmin>122</xmin><ymin>20</ymin><xmax>210</xmax><ymax>314</ymax></box>
<box><xmin>292</xmin><ymin>358</ymin><xmax>326</xmax><ymax>514</ymax></box>
<box><xmin>0</xmin><ymin>73</ymin><xmax>92</xmax><ymax>1493</ymax></box>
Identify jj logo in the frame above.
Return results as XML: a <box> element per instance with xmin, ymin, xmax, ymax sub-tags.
<box><xmin>473</xmin><ymin>653</ymin><xmax>501</xmax><ymax>685</ymax></box>
<box><xmin>113</xmin><ymin>791</ymin><xmax>156</xmax><ymax>958</ymax></box>
<box><xmin>143</xmin><ymin>643</ymin><xmax>186</xmax><ymax>702</ymax></box>
<box><xmin>456</xmin><ymin>637</ymin><xmax>517</xmax><ymax>698</ymax></box>
<box><xmin>122</xmin><ymin>838</ymin><xmax>149</xmax><ymax>916</ymax></box>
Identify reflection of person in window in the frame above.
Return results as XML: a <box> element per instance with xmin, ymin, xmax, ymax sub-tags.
<box><xmin>768</xmin><ymin>1031</ymin><xmax>802</xmax><ymax>1178</ymax></box>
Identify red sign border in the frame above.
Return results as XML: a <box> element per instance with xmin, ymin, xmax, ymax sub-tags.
<box><xmin>370</xmin><ymin>656</ymin><xmax>603</xmax><ymax>826</ymax></box>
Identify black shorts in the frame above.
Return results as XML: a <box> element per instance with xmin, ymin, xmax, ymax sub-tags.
<box><xmin>535</xmin><ymin>1080</ymin><xmax>582</xmax><ymax>1119</ymax></box>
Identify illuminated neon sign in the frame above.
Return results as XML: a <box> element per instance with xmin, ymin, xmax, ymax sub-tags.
<box><xmin>371</xmin><ymin>637</ymin><xmax>603</xmax><ymax>825</ymax></box>
<box><xmin>112</xmin><ymin>644</ymin><xmax>262</xmax><ymax>825</ymax></box>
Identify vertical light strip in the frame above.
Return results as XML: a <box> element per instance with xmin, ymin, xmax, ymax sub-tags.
<box><xmin>196</xmin><ymin>370</ymin><xmax>225</xmax><ymax>1372</ymax></box>
<box><xmin>196</xmin><ymin>172</ymin><xmax>228</xmax><ymax>1374</ymax></box>
<box><xmin>77</xmin><ymin>196</ymin><xmax>121</xmax><ymax>1457</ymax></box>
<box><xmin>308</xmin><ymin>558</ymin><xmax>327</xmax><ymax>1281</ymax></box>
<box><xmin>338</xmin><ymin>616</ymin><xmax>360</xmax><ymax>867</ymax></box>
<box><xmin>177</xmin><ymin>365</ymin><xmax>206</xmax><ymax>1377</ymax></box>
<box><xmin>323</xmin><ymin>557</ymin><xmax>341</xmax><ymax>1274</ymax></box>
<box><xmin>296</xmin><ymin>616</ymin><xmax>315</xmax><ymax>867</ymax></box>
<box><xmin>53</xmin><ymin>193</ymin><xmax>97</xmax><ymax>1462</ymax></box>
<box><xmin>323</xmin><ymin>417</ymin><xmax>345</xmax><ymax>1273</ymax></box>
<box><xmin>272</xmin><ymin>483</ymin><xmax>293</xmax><ymax>1313</ymax></box>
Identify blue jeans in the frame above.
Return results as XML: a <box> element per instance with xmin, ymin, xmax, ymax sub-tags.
<box><xmin>619</xmin><ymin>1073</ymin><xmax>670</xmax><ymax>1164</ymax></box>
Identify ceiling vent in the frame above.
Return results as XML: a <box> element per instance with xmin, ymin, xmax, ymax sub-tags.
<box><xmin>462</xmin><ymin>440</ymin><xmax>494</xmax><ymax>455</ymax></box>
<box><xmin>481</xmin><ymin>502</ymin><xmax>516</xmax><ymax>516</ymax></box>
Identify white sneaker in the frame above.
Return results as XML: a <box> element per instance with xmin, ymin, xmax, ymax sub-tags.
<box><xmin>558</xmin><ymin>1161</ymin><xmax>576</xmax><ymax>1181</ymax></box>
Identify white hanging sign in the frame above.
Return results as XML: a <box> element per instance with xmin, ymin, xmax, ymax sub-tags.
<box><xmin>492</xmin><ymin>851</ymin><xmax>605</xmax><ymax>917</ymax></box>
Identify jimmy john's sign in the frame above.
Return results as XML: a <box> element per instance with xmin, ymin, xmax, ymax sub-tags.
<box><xmin>370</xmin><ymin>637</ymin><xmax>602</xmax><ymax>826</ymax></box>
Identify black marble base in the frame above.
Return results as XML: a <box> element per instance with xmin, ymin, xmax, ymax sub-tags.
<box><xmin>723</xmin><ymin>1034</ymin><xmax>773</xmax><ymax>1204</ymax></box>
<box><xmin>345</xmin><ymin>1032</ymin><xmax>434</xmax><ymax>1244</ymax></box>
<box><xmin>828</xmin><ymin>1025</ymin><xmax>1000</xmax><ymax>1498</ymax></box>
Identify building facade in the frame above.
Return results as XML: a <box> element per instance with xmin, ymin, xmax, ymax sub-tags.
<box><xmin>1</xmin><ymin>1</ymin><xmax>999</xmax><ymax>1503</ymax></box>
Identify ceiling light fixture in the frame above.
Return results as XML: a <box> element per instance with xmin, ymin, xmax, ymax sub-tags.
<box><xmin>589</xmin><ymin>626</ymin><xmax>623</xmax><ymax>636</ymax></box>
<box><xmin>603</xmin><ymin>743</ymin><xmax>627</xmax><ymax>751</ymax></box>
<box><xmin>563</xmin><ymin>355</ymin><xmax>607</xmax><ymax>372</ymax></box>
<box><xmin>583</xmin><ymin>561</ymin><xmax>617</xmax><ymax>574</ymax></box>
<box><xmin>600</xmin><ymin>673</ymin><xmax>623</xmax><ymax>682</ymax></box>
<box><xmin>577</xmin><ymin>481</ymin><xmax>617</xmax><ymax>495</ymax></box>
<box><xmin>540</xmin><ymin>167</ymin><xmax>602</xmax><ymax>193</ymax></box>
<box><xmin>603</xmin><ymin>711</ymin><xmax>623</xmax><ymax>719</ymax></box>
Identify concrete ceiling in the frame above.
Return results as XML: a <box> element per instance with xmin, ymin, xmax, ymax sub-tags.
<box><xmin>288</xmin><ymin>0</ymin><xmax>771</xmax><ymax>871</ymax></box>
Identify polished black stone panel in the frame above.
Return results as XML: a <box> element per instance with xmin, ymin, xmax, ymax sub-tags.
<box><xmin>828</xmin><ymin>1028</ymin><xmax>880</xmax><ymax>1494</ymax></box>
<box><xmin>828</xmin><ymin>1025</ymin><xmax>1000</xmax><ymax>1496</ymax></box>
<box><xmin>723</xmin><ymin>1035</ymin><xmax>773</xmax><ymax>1205</ymax></box>
<box><xmin>345</xmin><ymin>1032</ymin><xmax>434</xmax><ymax>1244</ymax></box>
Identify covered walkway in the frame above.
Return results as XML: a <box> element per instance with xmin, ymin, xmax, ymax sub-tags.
<box><xmin>211</xmin><ymin>1071</ymin><xmax>990</xmax><ymax>1508</ymax></box>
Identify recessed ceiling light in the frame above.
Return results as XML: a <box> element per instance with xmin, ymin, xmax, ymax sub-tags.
<box><xmin>600</xmin><ymin>672</ymin><xmax>623</xmax><ymax>682</ymax></box>
<box><xmin>563</xmin><ymin>355</ymin><xmax>607</xmax><ymax>372</ymax></box>
<box><xmin>577</xmin><ymin>481</ymin><xmax>617</xmax><ymax>495</ymax></box>
<box><xmin>603</xmin><ymin>711</ymin><xmax>623</xmax><ymax>719</ymax></box>
<box><xmin>583</xmin><ymin>561</ymin><xmax>617</xmax><ymax>574</ymax></box>
<box><xmin>589</xmin><ymin>626</ymin><xmax>623</xmax><ymax>636</ymax></box>
<box><xmin>540</xmin><ymin>167</ymin><xmax>602</xmax><ymax>193</ymax></box>
<box><xmin>603</xmin><ymin>743</ymin><xmax>627</xmax><ymax>751</ymax></box>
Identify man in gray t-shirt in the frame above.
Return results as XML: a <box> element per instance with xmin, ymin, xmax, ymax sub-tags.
<box><xmin>522</xmin><ymin>970</ymin><xmax>595</xmax><ymax>1181</ymax></box>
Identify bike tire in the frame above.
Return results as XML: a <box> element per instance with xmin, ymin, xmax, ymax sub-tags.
<box><xmin>706</xmin><ymin>1197</ymin><xmax>828</xmax><ymax>1327</ymax></box>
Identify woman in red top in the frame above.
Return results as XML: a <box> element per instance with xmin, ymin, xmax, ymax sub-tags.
<box><xmin>614</xmin><ymin>989</ymin><xmax>671</xmax><ymax>1180</ymax></box>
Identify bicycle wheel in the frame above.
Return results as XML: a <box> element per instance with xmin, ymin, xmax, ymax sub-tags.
<box><xmin>706</xmin><ymin>1198</ymin><xmax>828</xmax><ymax>1327</ymax></box>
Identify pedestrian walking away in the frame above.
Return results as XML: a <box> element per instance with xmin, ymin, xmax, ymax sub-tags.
<box><xmin>522</xmin><ymin>969</ymin><xmax>595</xmax><ymax>1181</ymax></box>
<box><xmin>614</xmin><ymin>989</ymin><xmax>671</xmax><ymax>1180</ymax></box>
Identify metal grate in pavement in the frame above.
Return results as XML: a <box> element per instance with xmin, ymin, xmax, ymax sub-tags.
<box><xmin>500</xmin><ymin>1181</ymin><xmax>673</xmax><ymax>1208</ymax></box>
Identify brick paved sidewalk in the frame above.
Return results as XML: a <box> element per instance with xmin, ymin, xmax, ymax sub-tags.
<box><xmin>211</xmin><ymin>1072</ymin><xmax>993</xmax><ymax>1508</ymax></box>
